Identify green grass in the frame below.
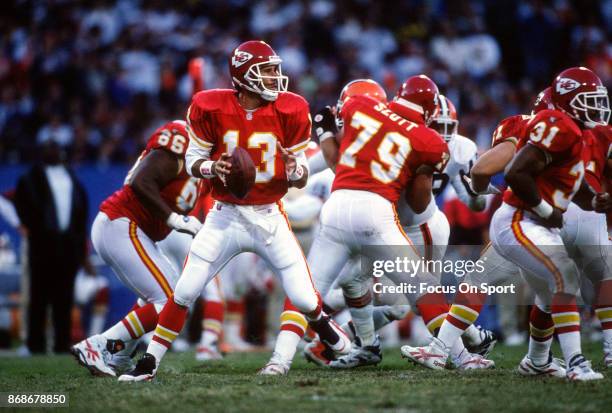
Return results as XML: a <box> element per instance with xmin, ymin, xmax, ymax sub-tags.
<box><xmin>0</xmin><ymin>343</ymin><xmax>610</xmax><ymax>413</ymax></box>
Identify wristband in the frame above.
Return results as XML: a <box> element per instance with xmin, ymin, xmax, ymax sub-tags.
<box><xmin>199</xmin><ymin>160</ymin><xmax>216</xmax><ymax>178</ymax></box>
<box><xmin>532</xmin><ymin>200</ymin><xmax>553</xmax><ymax>219</ymax></box>
<box><xmin>166</xmin><ymin>212</ymin><xmax>180</xmax><ymax>228</ymax></box>
<box><xmin>288</xmin><ymin>164</ymin><xmax>305</xmax><ymax>181</ymax></box>
<box><xmin>317</xmin><ymin>130</ymin><xmax>335</xmax><ymax>143</ymax></box>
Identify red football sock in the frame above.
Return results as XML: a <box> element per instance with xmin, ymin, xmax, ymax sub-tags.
<box><xmin>416</xmin><ymin>292</ymin><xmax>449</xmax><ymax>335</ymax></box>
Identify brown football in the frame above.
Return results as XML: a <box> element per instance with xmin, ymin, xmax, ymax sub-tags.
<box><xmin>226</xmin><ymin>147</ymin><xmax>256</xmax><ymax>199</ymax></box>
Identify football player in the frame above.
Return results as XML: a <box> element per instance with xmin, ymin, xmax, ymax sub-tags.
<box><xmin>405</xmin><ymin>75</ymin><xmax>612</xmax><ymax>378</ymax></box>
<box><xmin>409</xmin><ymin>68</ymin><xmax>609</xmax><ymax>380</ymax></box>
<box><xmin>395</xmin><ymin>93</ymin><xmax>497</xmax><ymax>356</ymax></box>
<box><xmin>302</xmin><ymin>76</ymin><xmax>495</xmax><ymax>369</ymax></box>
<box><xmin>400</xmin><ymin>88</ymin><xmax>568</xmax><ymax>376</ymax></box>
<box><xmin>70</xmin><ymin>120</ymin><xmax>204</xmax><ymax>377</ymax></box>
<box><xmin>119</xmin><ymin>40</ymin><xmax>350</xmax><ymax>381</ymax></box>
<box><xmin>300</xmin><ymin>78</ymin><xmax>495</xmax><ymax>369</ymax></box>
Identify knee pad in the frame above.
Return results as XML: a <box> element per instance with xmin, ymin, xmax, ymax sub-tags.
<box><xmin>339</xmin><ymin>276</ymin><xmax>371</xmax><ymax>300</ymax></box>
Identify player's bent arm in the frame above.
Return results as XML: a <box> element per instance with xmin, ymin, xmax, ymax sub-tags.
<box><xmin>605</xmin><ymin>158</ymin><xmax>612</xmax><ymax>179</ymax></box>
<box><xmin>451</xmin><ymin>173</ymin><xmax>486</xmax><ymax>212</ymax></box>
<box><xmin>571</xmin><ymin>181</ymin><xmax>597</xmax><ymax>211</ymax></box>
<box><xmin>505</xmin><ymin>144</ymin><xmax>548</xmax><ymax>208</ymax></box>
<box><xmin>320</xmin><ymin>136</ymin><xmax>339</xmax><ymax>172</ymax></box>
<box><xmin>129</xmin><ymin>149</ymin><xmax>180</xmax><ymax>220</ymax></box>
<box><xmin>505</xmin><ymin>144</ymin><xmax>564</xmax><ymax>227</ymax></box>
<box><xmin>471</xmin><ymin>141</ymin><xmax>516</xmax><ymax>192</ymax></box>
<box><xmin>308</xmin><ymin>150</ymin><xmax>330</xmax><ymax>175</ymax></box>
<box><xmin>185</xmin><ymin>138</ymin><xmax>231</xmax><ymax>179</ymax></box>
<box><xmin>405</xmin><ymin>165</ymin><xmax>434</xmax><ymax>214</ymax></box>
<box><xmin>288</xmin><ymin>151</ymin><xmax>309</xmax><ymax>189</ymax></box>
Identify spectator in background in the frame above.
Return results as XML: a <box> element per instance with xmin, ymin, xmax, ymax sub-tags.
<box><xmin>14</xmin><ymin>139</ymin><xmax>89</xmax><ymax>353</ymax></box>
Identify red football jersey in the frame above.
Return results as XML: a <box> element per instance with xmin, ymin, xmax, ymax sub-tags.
<box><xmin>582</xmin><ymin>125</ymin><xmax>612</xmax><ymax>192</ymax></box>
<box><xmin>331</xmin><ymin>95</ymin><xmax>449</xmax><ymax>203</ymax></box>
<box><xmin>186</xmin><ymin>89</ymin><xmax>311</xmax><ymax>205</ymax></box>
<box><xmin>503</xmin><ymin>110</ymin><xmax>585</xmax><ymax>212</ymax></box>
<box><xmin>101</xmin><ymin>121</ymin><xmax>203</xmax><ymax>241</ymax></box>
<box><xmin>491</xmin><ymin>114</ymin><xmax>532</xmax><ymax>147</ymax></box>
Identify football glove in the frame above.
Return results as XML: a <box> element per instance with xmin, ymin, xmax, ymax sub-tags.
<box><xmin>166</xmin><ymin>212</ymin><xmax>203</xmax><ymax>236</ymax></box>
<box><xmin>459</xmin><ymin>169</ymin><xmax>501</xmax><ymax>197</ymax></box>
<box><xmin>313</xmin><ymin>106</ymin><xmax>337</xmax><ymax>143</ymax></box>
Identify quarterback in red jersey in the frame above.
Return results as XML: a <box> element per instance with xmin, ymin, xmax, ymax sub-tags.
<box><xmin>489</xmin><ymin>67</ymin><xmax>609</xmax><ymax>381</ymax></box>
<box><xmin>119</xmin><ymin>40</ymin><xmax>350</xmax><ymax>381</ymax></box>
<box><xmin>71</xmin><ymin>120</ymin><xmax>205</xmax><ymax>377</ymax></box>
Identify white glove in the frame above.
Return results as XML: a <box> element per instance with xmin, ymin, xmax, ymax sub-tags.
<box><xmin>166</xmin><ymin>212</ymin><xmax>203</xmax><ymax>236</ymax></box>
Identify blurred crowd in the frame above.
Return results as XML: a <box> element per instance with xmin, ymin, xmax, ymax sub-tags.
<box><xmin>0</xmin><ymin>0</ymin><xmax>610</xmax><ymax>164</ymax></box>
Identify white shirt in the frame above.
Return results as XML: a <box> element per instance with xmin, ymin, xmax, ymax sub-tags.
<box><xmin>45</xmin><ymin>165</ymin><xmax>73</xmax><ymax>231</ymax></box>
<box><xmin>397</xmin><ymin>134</ymin><xmax>482</xmax><ymax>226</ymax></box>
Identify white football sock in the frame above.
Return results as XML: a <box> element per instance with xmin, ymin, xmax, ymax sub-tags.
<box><xmin>527</xmin><ymin>337</ymin><xmax>551</xmax><ymax>366</ymax></box>
<box><xmin>437</xmin><ymin>320</ymin><xmax>465</xmax><ymax>349</ymax></box>
<box><xmin>349</xmin><ymin>304</ymin><xmax>375</xmax><ymax>346</ymax></box>
<box><xmin>271</xmin><ymin>330</ymin><xmax>301</xmax><ymax>364</ymax></box>
<box><xmin>557</xmin><ymin>331</ymin><xmax>582</xmax><ymax>364</ymax></box>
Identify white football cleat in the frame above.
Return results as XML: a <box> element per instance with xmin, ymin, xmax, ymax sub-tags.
<box><xmin>329</xmin><ymin>336</ymin><xmax>382</xmax><ymax>369</ymax></box>
<box><xmin>518</xmin><ymin>354</ymin><xmax>565</xmax><ymax>378</ymax></box>
<box><xmin>117</xmin><ymin>353</ymin><xmax>157</xmax><ymax>382</ymax></box>
<box><xmin>452</xmin><ymin>350</ymin><xmax>495</xmax><ymax>370</ymax></box>
<box><xmin>70</xmin><ymin>335</ymin><xmax>116</xmax><ymax>377</ymax></box>
<box><xmin>603</xmin><ymin>339</ymin><xmax>612</xmax><ymax>368</ymax></box>
<box><xmin>195</xmin><ymin>343</ymin><xmax>223</xmax><ymax>361</ymax></box>
<box><xmin>258</xmin><ymin>354</ymin><xmax>290</xmax><ymax>376</ymax></box>
<box><xmin>401</xmin><ymin>337</ymin><xmax>449</xmax><ymax>370</ymax></box>
<box><xmin>566</xmin><ymin>355</ymin><xmax>604</xmax><ymax>382</ymax></box>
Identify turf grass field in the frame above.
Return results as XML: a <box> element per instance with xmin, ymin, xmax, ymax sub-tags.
<box><xmin>1</xmin><ymin>342</ymin><xmax>611</xmax><ymax>413</ymax></box>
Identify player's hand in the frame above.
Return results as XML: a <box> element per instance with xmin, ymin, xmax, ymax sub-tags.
<box><xmin>277</xmin><ymin>141</ymin><xmax>297</xmax><ymax>174</ymax></box>
<box><xmin>459</xmin><ymin>169</ymin><xmax>501</xmax><ymax>196</ymax></box>
<box><xmin>166</xmin><ymin>212</ymin><xmax>203</xmax><ymax>237</ymax></box>
<box><xmin>313</xmin><ymin>106</ymin><xmax>337</xmax><ymax>143</ymax></box>
<box><xmin>538</xmin><ymin>207</ymin><xmax>564</xmax><ymax>229</ymax></box>
<box><xmin>213</xmin><ymin>152</ymin><xmax>232</xmax><ymax>185</ymax></box>
<box><xmin>592</xmin><ymin>192</ymin><xmax>612</xmax><ymax>212</ymax></box>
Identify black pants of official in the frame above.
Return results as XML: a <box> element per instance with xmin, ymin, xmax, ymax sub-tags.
<box><xmin>27</xmin><ymin>257</ymin><xmax>77</xmax><ymax>353</ymax></box>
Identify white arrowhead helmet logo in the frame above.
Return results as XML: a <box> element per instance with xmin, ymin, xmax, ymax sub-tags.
<box><xmin>232</xmin><ymin>51</ymin><xmax>253</xmax><ymax>68</ymax></box>
<box><xmin>556</xmin><ymin>78</ymin><xmax>581</xmax><ymax>95</ymax></box>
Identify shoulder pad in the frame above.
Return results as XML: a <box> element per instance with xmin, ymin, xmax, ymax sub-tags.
<box><xmin>275</xmin><ymin>92</ymin><xmax>309</xmax><ymax>115</ymax></box>
<box><xmin>531</xmin><ymin>109</ymin><xmax>582</xmax><ymax>137</ymax></box>
<box><xmin>191</xmin><ymin>89</ymin><xmax>236</xmax><ymax>113</ymax></box>
<box><xmin>450</xmin><ymin>134</ymin><xmax>478</xmax><ymax>164</ymax></box>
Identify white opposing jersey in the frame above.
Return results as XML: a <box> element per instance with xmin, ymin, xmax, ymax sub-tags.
<box><xmin>283</xmin><ymin>169</ymin><xmax>334</xmax><ymax>227</ymax></box>
<box><xmin>397</xmin><ymin>134</ymin><xmax>478</xmax><ymax>226</ymax></box>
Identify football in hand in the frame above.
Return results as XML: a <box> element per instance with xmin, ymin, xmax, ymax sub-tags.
<box><xmin>226</xmin><ymin>147</ymin><xmax>256</xmax><ymax>199</ymax></box>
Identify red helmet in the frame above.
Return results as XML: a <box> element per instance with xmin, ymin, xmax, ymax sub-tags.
<box><xmin>228</xmin><ymin>40</ymin><xmax>288</xmax><ymax>101</ymax></box>
<box><xmin>431</xmin><ymin>95</ymin><xmax>458</xmax><ymax>142</ymax></box>
<box><xmin>392</xmin><ymin>75</ymin><xmax>440</xmax><ymax>125</ymax></box>
<box><xmin>336</xmin><ymin>79</ymin><xmax>387</xmax><ymax>127</ymax></box>
<box><xmin>531</xmin><ymin>87</ymin><xmax>554</xmax><ymax>115</ymax></box>
<box><xmin>551</xmin><ymin>67</ymin><xmax>610</xmax><ymax>128</ymax></box>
